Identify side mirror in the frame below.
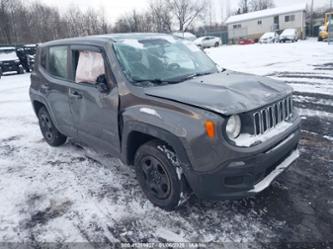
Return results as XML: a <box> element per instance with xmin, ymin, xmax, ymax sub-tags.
<box><xmin>96</xmin><ymin>74</ymin><xmax>109</xmax><ymax>93</ymax></box>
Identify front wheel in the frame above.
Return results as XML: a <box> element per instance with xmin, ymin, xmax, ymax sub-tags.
<box><xmin>38</xmin><ymin>107</ymin><xmax>67</xmax><ymax>147</ymax></box>
<box><xmin>134</xmin><ymin>140</ymin><xmax>190</xmax><ymax>211</ymax></box>
<box><xmin>17</xmin><ymin>65</ymin><xmax>24</xmax><ymax>74</ymax></box>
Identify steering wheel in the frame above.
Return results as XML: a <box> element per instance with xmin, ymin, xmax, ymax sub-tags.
<box><xmin>168</xmin><ymin>63</ymin><xmax>181</xmax><ymax>71</ymax></box>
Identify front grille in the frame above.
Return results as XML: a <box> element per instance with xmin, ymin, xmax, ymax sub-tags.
<box><xmin>253</xmin><ymin>96</ymin><xmax>293</xmax><ymax>135</ymax></box>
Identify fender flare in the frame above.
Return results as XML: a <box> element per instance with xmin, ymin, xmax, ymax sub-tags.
<box><xmin>121</xmin><ymin>120</ymin><xmax>192</xmax><ymax>171</ymax></box>
<box><xmin>30</xmin><ymin>93</ymin><xmax>62</xmax><ymax>133</ymax></box>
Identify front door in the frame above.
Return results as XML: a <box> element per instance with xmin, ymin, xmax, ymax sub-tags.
<box><xmin>68</xmin><ymin>45</ymin><xmax>120</xmax><ymax>156</ymax></box>
<box><xmin>273</xmin><ymin>16</ymin><xmax>279</xmax><ymax>31</ymax></box>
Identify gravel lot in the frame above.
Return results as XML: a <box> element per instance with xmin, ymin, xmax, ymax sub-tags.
<box><xmin>0</xmin><ymin>39</ymin><xmax>332</xmax><ymax>248</ymax></box>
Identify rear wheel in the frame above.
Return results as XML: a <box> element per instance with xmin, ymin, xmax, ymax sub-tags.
<box><xmin>215</xmin><ymin>42</ymin><xmax>219</xmax><ymax>47</ymax></box>
<box><xmin>134</xmin><ymin>140</ymin><xmax>190</xmax><ymax>211</ymax></box>
<box><xmin>38</xmin><ymin>107</ymin><xmax>67</xmax><ymax>147</ymax></box>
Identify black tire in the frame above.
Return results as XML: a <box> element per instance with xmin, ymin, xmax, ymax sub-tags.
<box><xmin>318</xmin><ymin>37</ymin><xmax>323</xmax><ymax>42</ymax></box>
<box><xmin>38</xmin><ymin>107</ymin><xmax>67</xmax><ymax>147</ymax></box>
<box><xmin>214</xmin><ymin>42</ymin><xmax>219</xmax><ymax>47</ymax></box>
<box><xmin>134</xmin><ymin>140</ymin><xmax>190</xmax><ymax>211</ymax></box>
<box><xmin>17</xmin><ymin>66</ymin><xmax>24</xmax><ymax>74</ymax></box>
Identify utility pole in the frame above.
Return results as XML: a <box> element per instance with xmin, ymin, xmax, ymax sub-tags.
<box><xmin>310</xmin><ymin>0</ymin><xmax>314</xmax><ymax>37</ymax></box>
<box><xmin>329</xmin><ymin>0</ymin><xmax>333</xmax><ymax>44</ymax></box>
<box><xmin>226</xmin><ymin>0</ymin><xmax>230</xmax><ymax>18</ymax></box>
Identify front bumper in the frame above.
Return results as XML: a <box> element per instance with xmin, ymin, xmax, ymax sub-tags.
<box><xmin>184</xmin><ymin>128</ymin><xmax>300</xmax><ymax>200</ymax></box>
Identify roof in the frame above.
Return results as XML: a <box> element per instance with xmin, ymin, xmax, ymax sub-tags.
<box><xmin>172</xmin><ymin>32</ymin><xmax>196</xmax><ymax>38</ymax></box>
<box><xmin>0</xmin><ymin>47</ymin><xmax>16</xmax><ymax>51</ymax></box>
<box><xmin>41</xmin><ymin>33</ymin><xmax>172</xmax><ymax>47</ymax></box>
<box><xmin>226</xmin><ymin>3</ymin><xmax>307</xmax><ymax>24</ymax></box>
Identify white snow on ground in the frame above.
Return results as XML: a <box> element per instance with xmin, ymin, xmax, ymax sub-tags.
<box><xmin>0</xmin><ymin>39</ymin><xmax>332</xmax><ymax>244</ymax></box>
<box><xmin>207</xmin><ymin>38</ymin><xmax>333</xmax><ymax>95</ymax></box>
<box><xmin>0</xmin><ymin>74</ymin><xmax>270</xmax><ymax>244</ymax></box>
<box><xmin>207</xmin><ymin>39</ymin><xmax>332</xmax><ymax>74</ymax></box>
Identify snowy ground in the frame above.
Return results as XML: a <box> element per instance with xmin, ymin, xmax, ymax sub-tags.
<box><xmin>0</xmin><ymin>39</ymin><xmax>332</xmax><ymax>248</ymax></box>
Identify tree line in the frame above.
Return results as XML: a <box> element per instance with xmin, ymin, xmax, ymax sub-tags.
<box><xmin>236</xmin><ymin>0</ymin><xmax>275</xmax><ymax>15</ymax></box>
<box><xmin>0</xmin><ymin>0</ymin><xmax>209</xmax><ymax>45</ymax></box>
<box><xmin>3</xmin><ymin>0</ymin><xmax>328</xmax><ymax>45</ymax></box>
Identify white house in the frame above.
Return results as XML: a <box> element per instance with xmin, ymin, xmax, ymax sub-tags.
<box><xmin>226</xmin><ymin>3</ymin><xmax>307</xmax><ymax>42</ymax></box>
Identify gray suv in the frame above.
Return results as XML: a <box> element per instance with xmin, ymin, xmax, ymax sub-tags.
<box><xmin>30</xmin><ymin>33</ymin><xmax>301</xmax><ymax>210</ymax></box>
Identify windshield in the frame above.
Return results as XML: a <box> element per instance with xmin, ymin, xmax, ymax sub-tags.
<box><xmin>24</xmin><ymin>47</ymin><xmax>36</xmax><ymax>55</ymax></box>
<box><xmin>113</xmin><ymin>37</ymin><xmax>218</xmax><ymax>86</ymax></box>
<box><xmin>0</xmin><ymin>50</ymin><xmax>18</xmax><ymax>61</ymax></box>
<box><xmin>281</xmin><ymin>29</ymin><xmax>295</xmax><ymax>36</ymax></box>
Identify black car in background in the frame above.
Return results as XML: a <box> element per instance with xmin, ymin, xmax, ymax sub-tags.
<box><xmin>0</xmin><ymin>47</ymin><xmax>24</xmax><ymax>77</ymax></box>
<box><xmin>16</xmin><ymin>44</ymin><xmax>37</xmax><ymax>72</ymax></box>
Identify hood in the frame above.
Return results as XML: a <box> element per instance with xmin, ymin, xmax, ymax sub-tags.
<box><xmin>144</xmin><ymin>71</ymin><xmax>293</xmax><ymax>115</ymax></box>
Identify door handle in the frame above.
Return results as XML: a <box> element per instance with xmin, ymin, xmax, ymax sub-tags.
<box><xmin>41</xmin><ymin>84</ymin><xmax>50</xmax><ymax>91</ymax></box>
<box><xmin>69</xmin><ymin>90</ymin><xmax>82</xmax><ymax>99</ymax></box>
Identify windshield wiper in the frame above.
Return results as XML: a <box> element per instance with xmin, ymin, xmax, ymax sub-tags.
<box><xmin>131</xmin><ymin>78</ymin><xmax>172</xmax><ymax>86</ymax></box>
<box><xmin>167</xmin><ymin>71</ymin><xmax>214</xmax><ymax>83</ymax></box>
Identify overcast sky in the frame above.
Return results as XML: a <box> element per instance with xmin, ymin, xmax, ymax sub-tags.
<box><xmin>30</xmin><ymin>0</ymin><xmax>330</xmax><ymax>23</ymax></box>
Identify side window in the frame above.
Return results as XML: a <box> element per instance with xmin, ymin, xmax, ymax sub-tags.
<box><xmin>49</xmin><ymin>46</ymin><xmax>68</xmax><ymax>79</ymax></box>
<box><xmin>40</xmin><ymin>47</ymin><xmax>47</xmax><ymax>69</ymax></box>
<box><xmin>73</xmin><ymin>50</ymin><xmax>106</xmax><ymax>84</ymax></box>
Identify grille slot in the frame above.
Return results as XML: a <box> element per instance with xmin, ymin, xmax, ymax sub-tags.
<box><xmin>253</xmin><ymin>97</ymin><xmax>293</xmax><ymax>135</ymax></box>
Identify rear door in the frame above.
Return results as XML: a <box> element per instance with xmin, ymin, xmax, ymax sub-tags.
<box><xmin>39</xmin><ymin>45</ymin><xmax>75</xmax><ymax>137</ymax></box>
<box><xmin>68</xmin><ymin>45</ymin><xmax>120</xmax><ymax>156</ymax></box>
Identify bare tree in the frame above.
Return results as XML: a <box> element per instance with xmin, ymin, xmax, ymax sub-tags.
<box><xmin>166</xmin><ymin>0</ymin><xmax>207</xmax><ymax>31</ymax></box>
<box><xmin>149</xmin><ymin>0</ymin><xmax>172</xmax><ymax>32</ymax></box>
<box><xmin>249</xmin><ymin>0</ymin><xmax>275</xmax><ymax>11</ymax></box>
<box><xmin>113</xmin><ymin>10</ymin><xmax>154</xmax><ymax>33</ymax></box>
<box><xmin>238</xmin><ymin>0</ymin><xmax>249</xmax><ymax>14</ymax></box>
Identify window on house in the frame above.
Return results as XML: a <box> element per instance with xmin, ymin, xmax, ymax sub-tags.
<box><xmin>258</xmin><ymin>20</ymin><xmax>262</xmax><ymax>25</ymax></box>
<box><xmin>233</xmin><ymin>24</ymin><xmax>242</xmax><ymax>29</ymax></box>
<box><xmin>285</xmin><ymin>15</ymin><xmax>295</xmax><ymax>22</ymax></box>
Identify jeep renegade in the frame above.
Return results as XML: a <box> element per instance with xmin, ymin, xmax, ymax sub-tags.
<box><xmin>30</xmin><ymin>34</ymin><xmax>301</xmax><ymax>210</ymax></box>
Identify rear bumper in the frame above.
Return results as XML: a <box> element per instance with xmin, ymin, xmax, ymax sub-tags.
<box><xmin>1</xmin><ymin>63</ymin><xmax>20</xmax><ymax>73</ymax></box>
<box><xmin>184</xmin><ymin>128</ymin><xmax>301</xmax><ymax>200</ymax></box>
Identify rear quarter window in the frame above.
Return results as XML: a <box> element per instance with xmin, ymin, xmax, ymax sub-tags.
<box><xmin>48</xmin><ymin>46</ymin><xmax>68</xmax><ymax>79</ymax></box>
<box><xmin>40</xmin><ymin>47</ymin><xmax>47</xmax><ymax>69</ymax></box>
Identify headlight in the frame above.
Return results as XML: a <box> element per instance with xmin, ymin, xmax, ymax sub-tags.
<box><xmin>15</xmin><ymin>59</ymin><xmax>20</xmax><ymax>63</ymax></box>
<box><xmin>226</xmin><ymin>115</ymin><xmax>241</xmax><ymax>139</ymax></box>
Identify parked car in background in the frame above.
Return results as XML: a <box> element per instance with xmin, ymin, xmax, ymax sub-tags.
<box><xmin>194</xmin><ymin>36</ymin><xmax>222</xmax><ymax>48</ymax></box>
<box><xmin>30</xmin><ymin>33</ymin><xmax>301</xmax><ymax>211</ymax></box>
<box><xmin>239</xmin><ymin>38</ymin><xmax>256</xmax><ymax>45</ymax></box>
<box><xmin>172</xmin><ymin>32</ymin><xmax>197</xmax><ymax>41</ymax></box>
<box><xmin>17</xmin><ymin>44</ymin><xmax>37</xmax><ymax>72</ymax></box>
<box><xmin>0</xmin><ymin>47</ymin><xmax>24</xmax><ymax>75</ymax></box>
<box><xmin>259</xmin><ymin>32</ymin><xmax>279</xmax><ymax>44</ymax></box>
<box><xmin>279</xmin><ymin>29</ymin><xmax>299</xmax><ymax>43</ymax></box>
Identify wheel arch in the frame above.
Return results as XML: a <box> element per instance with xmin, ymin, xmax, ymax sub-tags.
<box><xmin>32</xmin><ymin>100</ymin><xmax>45</xmax><ymax>115</ymax></box>
<box><xmin>121</xmin><ymin>122</ymin><xmax>191</xmax><ymax>170</ymax></box>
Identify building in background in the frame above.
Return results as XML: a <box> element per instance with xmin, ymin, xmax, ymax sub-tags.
<box><xmin>226</xmin><ymin>3</ymin><xmax>307</xmax><ymax>43</ymax></box>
